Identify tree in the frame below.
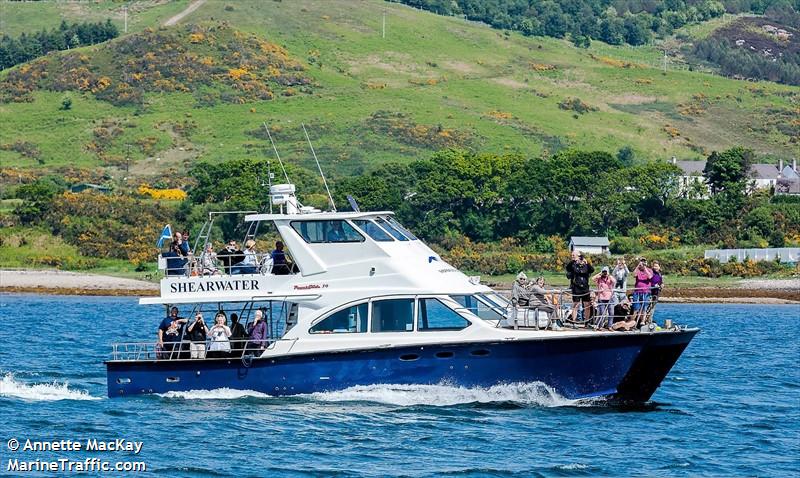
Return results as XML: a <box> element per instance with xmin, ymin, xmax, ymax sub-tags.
<box><xmin>702</xmin><ymin>147</ymin><xmax>754</xmax><ymax>195</ymax></box>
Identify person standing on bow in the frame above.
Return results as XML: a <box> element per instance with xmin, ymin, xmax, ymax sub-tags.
<box><xmin>632</xmin><ymin>258</ymin><xmax>654</xmax><ymax>324</ymax></box>
<box><xmin>566</xmin><ymin>251</ymin><xmax>594</xmax><ymax>324</ymax></box>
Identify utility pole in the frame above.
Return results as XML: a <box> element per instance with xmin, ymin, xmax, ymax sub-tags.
<box><xmin>123</xmin><ymin>4</ymin><xmax>128</xmax><ymax>33</ymax></box>
<box><xmin>663</xmin><ymin>49</ymin><xmax>667</xmax><ymax>73</ymax></box>
<box><xmin>382</xmin><ymin>10</ymin><xmax>386</xmax><ymax>39</ymax></box>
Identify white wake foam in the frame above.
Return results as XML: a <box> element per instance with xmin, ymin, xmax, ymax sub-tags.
<box><xmin>0</xmin><ymin>373</ymin><xmax>100</xmax><ymax>401</ymax></box>
<box><xmin>307</xmin><ymin>382</ymin><xmax>601</xmax><ymax>408</ymax></box>
<box><xmin>157</xmin><ymin>388</ymin><xmax>273</xmax><ymax>400</ymax></box>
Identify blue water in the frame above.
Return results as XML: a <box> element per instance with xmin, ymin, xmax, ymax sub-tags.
<box><xmin>1</xmin><ymin>294</ymin><xmax>798</xmax><ymax>477</ymax></box>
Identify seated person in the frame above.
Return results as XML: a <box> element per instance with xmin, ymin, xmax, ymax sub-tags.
<box><xmin>528</xmin><ymin>276</ymin><xmax>556</xmax><ymax>316</ymax></box>
<box><xmin>271</xmin><ymin>241</ymin><xmax>290</xmax><ymax>275</ymax></box>
<box><xmin>200</xmin><ymin>243</ymin><xmax>221</xmax><ymax>276</ymax></box>
<box><xmin>511</xmin><ymin>272</ymin><xmax>532</xmax><ymax>306</ymax></box>
<box><xmin>217</xmin><ymin>240</ymin><xmax>244</xmax><ymax>274</ymax></box>
<box><xmin>164</xmin><ymin>231</ymin><xmax>191</xmax><ymax>276</ymax></box>
<box><xmin>231</xmin><ymin>240</ymin><xmax>259</xmax><ymax>275</ymax></box>
<box><xmin>611</xmin><ymin>298</ymin><xmax>637</xmax><ymax>331</ymax></box>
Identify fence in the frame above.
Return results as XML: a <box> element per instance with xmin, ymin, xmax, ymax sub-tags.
<box><xmin>704</xmin><ymin>248</ymin><xmax>800</xmax><ymax>263</ymax></box>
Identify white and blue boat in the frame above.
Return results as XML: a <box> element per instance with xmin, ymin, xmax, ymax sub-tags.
<box><xmin>106</xmin><ymin>183</ymin><xmax>698</xmax><ymax>403</ymax></box>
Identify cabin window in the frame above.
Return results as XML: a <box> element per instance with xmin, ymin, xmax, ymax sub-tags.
<box><xmin>386</xmin><ymin>217</ymin><xmax>418</xmax><ymax>240</ymax></box>
<box><xmin>375</xmin><ymin>218</ymin><xmax>409</xmax><ymax>241</ymax></box>
<box><xmin>451</xmin><ymin>295</ymin><xmax>505</xmax><ymax>321</ymax></box>
<box><xmin>291</xmin><ymin>220</ymin><xmax>365</xmax><ymax>244</ymax></box>
<box><xmin>371</xmin><ymin>299</ymin><xmax>414</xmax><ymax>332</ymax></box>
<box><xmin>353</xmin><ymin>220</ymin><xmax>394</xmax><ymax>242</ymax></box>
<box><xmin>417</xmin><ymin>299</ymin><xmax>471</xmax><ymax>331</ymax></box>
<box><xmin>310</xmin><ymin>303</ymin><xmax>368</xmax><ymax>334</ymax></box>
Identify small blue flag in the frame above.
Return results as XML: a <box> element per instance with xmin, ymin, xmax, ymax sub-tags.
<box><xmin>156</xmin><ymin>224</ymin><xmax>172</xmax><ymax>248</ymax></box>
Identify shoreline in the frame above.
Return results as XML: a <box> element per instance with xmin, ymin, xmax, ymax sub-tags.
<box><xmin>1</xmin><ymin>270</ymin><xmax>798</xmax><ymax>304</ymax></box>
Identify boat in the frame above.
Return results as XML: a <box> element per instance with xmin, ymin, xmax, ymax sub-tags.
<box><xmin>106</xmin><ymin>182</ymin><xmax>698</xmax><ymax>403</ymax></box>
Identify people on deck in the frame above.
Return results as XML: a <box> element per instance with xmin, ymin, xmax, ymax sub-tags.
<box><xmin>229</xmin><ymin>312</ymin><xmax>248</xmax><ymax>357</ymax></box>
<box><xmin>566</xmin><ymin>251</ymin><xmax>594</xmax><ymax>324</ymax></box>
<box><xmin>164</xmin><ymin>232</ymin><xmax>191</xmax><ymax>276</ymax></box>
<box><xmin>246</xmin><ymin>309</ymin><xmax>268</xmax><ymax>354</ymax></box>
<box><xmin>200</xmin><ymin>243</ymin><xmax>221</xmax><ymax>276</ymax></box>
<box><xmin>271</xmin><ymin>241</ymin><xmax>290</xmax><ymax>275</ymax></box>
<box><xmin>207</xmin><ymin>311</ymin><xmax>232</xmax><ymax>358</ymax></box>
<box><xmin>217</xmin><ymin>240</ymin><xmax>244</xmax><ymax>274</ymax></box>
<box><xmin>650</xmin><ymin>261</ymin><xmax>663</xmax><ymax>301</ymax></box>
<box><xmin>187</xmin><ymin>312</ymin><xmax>209</xmax><ymax>359</ymax></box>
<box><xmin>232</xmin><ymin>240</ymin><xmax>259</xmax><ymax>275</ymax></box>
<box><xmin>511</xmin><ymin>272</ymin><xmax>532</xmax><ymax>306</ymax></box>
<box><xmin>529</xmin><ymin>276</ymin><xmax>556</xmax><ymax>317</ymax></box>
<box><xmin>592</xmin><ymin>266</ymin><xmax>616</xmax><ymax>329</ymax></box>
<box><xmin>158</xmin><ymin>307</ymin><xmax>184</xmax><ymax>356</ymax></box>
<box><xmin>632</xmin><ymin>258</ymin><xmax>654</xmax><ymax>324</ymax></box>
<box><xmin>160</xmin><ymin>312</ymin><xmax>188</xmax><ymax>359</ymax></box>
<box><xmin>611</xmin><ymin>298</ymin><xmax>637</xmax><ymax>331</ymax></box>
<box><xmin>612</xmin><ymin>258</ymin><xmax>630</xmax><ymax>291</ymax></box>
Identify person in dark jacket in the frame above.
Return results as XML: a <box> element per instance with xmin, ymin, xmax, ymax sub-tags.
<box><xmin>186</xmin><ymin>312</ymin><xmax>209</xmax><ymax>359</ymax></box>
<box><xmin>566</xmin><ymin>251</ymin><xmax>594</xmax><ymax>324</ymax></box>
<box><xmin>217</xmin><ymin>240</ymin><xmax>244</xmax><ymax>274</ymax></box>
<box><xmin>228</xmin><ymin>312</ymin><xmax>248</xmax><ymax>357</ymax></box>
<box><xmin>271</xmin><ymin>241</ymin><xmax>290</xmax><ymax>275</ymax></box>
<box><xmin>165</xmin><ymin>232</ymin><xmax>191</xmax><ymax>276</ymax></box>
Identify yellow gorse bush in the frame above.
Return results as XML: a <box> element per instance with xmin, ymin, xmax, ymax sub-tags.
<box><xmin>137</xmin><ymin>184</ymin><xmax>187</xmax><ymax>200</ymax></box>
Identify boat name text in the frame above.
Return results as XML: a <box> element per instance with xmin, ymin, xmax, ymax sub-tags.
<box><xmin>169</xmin><ymin>279</ymin><xmax>260</xmax><ymax>294</ymax></box>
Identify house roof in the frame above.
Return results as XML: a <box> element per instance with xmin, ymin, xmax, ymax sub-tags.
<box><xmin>570</xmin><ymin>236</ymin><xmax>610</xmax><ymax>247</ymax></box>
<box><xmin>675</xmin><ymin>160</ymin><xmax>705</xmax><ymax>176</ymax></box>
<box><xmin>749</xmin><ymin>164</ymin><xmax>779</xmax><ymax>180</ymax></box>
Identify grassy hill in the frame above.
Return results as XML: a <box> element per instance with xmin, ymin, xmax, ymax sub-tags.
<box><xmin>1</xmin><ymin>0</ymin><xmax>797</xmax><ymax>188</ymax></box>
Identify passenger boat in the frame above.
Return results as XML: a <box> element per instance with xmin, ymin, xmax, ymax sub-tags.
<box><xmin>106</xmin><ymin>183</ymin><xmax>698</xmax><ymax>403</ymax></box>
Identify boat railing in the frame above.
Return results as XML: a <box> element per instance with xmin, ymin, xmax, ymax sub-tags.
<box><xmin>159</xmin><ymin>251</ymin><xmax>298</xmax><ymax>278</ymax></box>
<box><xmin>507</xmin><ymin>286</ymin><xmax>662</xmax><ymax>330</ymax></box>
<box><xmin>110</xmin><ymin>338</ymin><xmax>296</xmax><ymax>362</ymax></box>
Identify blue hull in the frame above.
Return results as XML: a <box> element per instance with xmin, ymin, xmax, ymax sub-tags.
<box><xmin>106</xmin><ymin>330</ymin><xmax>698</xmax><ymax>402</ymax></box>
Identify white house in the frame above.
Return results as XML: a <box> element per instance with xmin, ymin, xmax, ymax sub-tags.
<box><xmin>569</xmin><ymin>236</ymin><xmax>610</xmax><ymax>256</ymax></box>
<box><xmin>670</xmin><ymin>157</ymin><xmax>789</xmax><ymax>196</ymax></box>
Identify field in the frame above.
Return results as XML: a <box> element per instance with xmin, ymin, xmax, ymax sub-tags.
<box><xmin>1</xmin><ymin>0</ymin><xmax>797</xmax><ymax>184</ymax></box>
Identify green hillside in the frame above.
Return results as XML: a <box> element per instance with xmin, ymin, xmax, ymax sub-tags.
<box><xmin>1</xmin><ymin>0</ymin><xmax>797</xmax><ymax>187</ymax></box>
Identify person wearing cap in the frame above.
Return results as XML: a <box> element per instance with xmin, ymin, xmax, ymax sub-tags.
<box><xmin>512</xmin><ymin>272</ymin><xmax>533</xmax><ymax>306</ymax></box>
<box><xmin>566</xmin><ymin>251</ymin><xmax>594</xmax><ymax>324</ymax></box>
<box><xmin>592</xmin><ymin>266</ymin><xmax>616</xmax><ymax>329</ymax></box>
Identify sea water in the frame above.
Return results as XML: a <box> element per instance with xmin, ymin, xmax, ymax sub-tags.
<box><xmin>0</xmin><ymin>294</ymin><xmax>798</xmax><ymax>477</ymax></box>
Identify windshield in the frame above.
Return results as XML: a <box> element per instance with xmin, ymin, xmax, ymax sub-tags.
<box><xmin>450</xmin><ymin>294</ymin><xmax>507</xmax><ymax>321</ymax></box>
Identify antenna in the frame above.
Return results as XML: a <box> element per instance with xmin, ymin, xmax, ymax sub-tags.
<box><xmin>302</xmin><ymin>123</ymin><xmax>336</xmax><ymax>212</ymax></box>
<box><xmin>263</xmin><ymin>122</ymin><xmax>290</xmax><ymax>184</ymax></box>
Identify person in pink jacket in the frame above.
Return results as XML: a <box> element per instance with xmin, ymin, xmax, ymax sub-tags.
<box><xmin>592</xmin><ymin>266</ymin><xmax>616</xmax><ymax>329</ymax></box>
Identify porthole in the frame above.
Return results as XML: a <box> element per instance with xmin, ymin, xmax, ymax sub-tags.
<box><xmin>166</xmin><ymin>377</ymin><xmax>180</xmax><ymax>383</ymax></box>
<box><xmin>435</xmin><ymin>351</ymin><xmax>455</xmax><ymax>359</ymax></box>
<box><xmin>470</xmin><ymin>349</ymin><xmax>491</xmax><ymax>357</ymax></box>
<box><xmin>399</xmin><ymin>353</ymin><xmax>420</xmax><ymax>361</ymax></box>
<box><xmin>116</xmin><ymin>378</ymin><xmax>131</xmax><ymax>384</ymax></box>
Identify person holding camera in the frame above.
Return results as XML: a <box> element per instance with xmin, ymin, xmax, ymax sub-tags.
<box><xmin>566</xmin><ymin>250</ymin><xmax>594</xmax><ymax>324</ymax></box>
<box><xmin>207</xmin><ymin>311</ymin><xmax>232</xmax><ymax>358</ymax></box>
<box><xmin>187</xmin><ymin>312</ymin><xmax>209</xmax><ymax>359</ymax></box>
<box><xmin>164</xmin><ymin>231</ymin><xmax>191</xmax><ymax>276</ymax></box>
<box><xmin>246</xmin><ymin>309</ymin><xmax>268</xmax><ymax>355</ymax></box>
<box><xmin>592</xmin><ymin>266</ymin><xmax>616</xmax><ymax>329</ymax></box>
<box><xmin>632</xmin><ymin>258</ymin><xmax>654</xmax><ymax>323</ymax></box>
<box><xmin>217</xmin><ymin>240</ymin><xmax>244</xmax><ymax>275</ymax></box>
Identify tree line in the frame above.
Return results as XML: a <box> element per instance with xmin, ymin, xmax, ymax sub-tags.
<box><xmin>0</xmin><ymin>20</ymin><xmax>118</xmax><ymax>71</ymax></box>
<box><xmin>392</xmin><ymin>1</ymin><xmax>799</xmax><ymax>48</ymax></box>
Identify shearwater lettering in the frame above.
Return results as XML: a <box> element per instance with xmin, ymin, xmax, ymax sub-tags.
<box><xmin>169</xmin><ymin>279</ymin><xmax>259</xmax><ymax>294</ymax></box>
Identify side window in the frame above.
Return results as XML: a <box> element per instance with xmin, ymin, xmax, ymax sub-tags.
<box><xmin>353</xmin><ymin>220</ymin><xmax>394</xmax><ymax>242</ymax></box>
<box><xmin>371</xmin><ymin>299</ymin><xmax>414</xmax><ymax>332</ymax></box>
<box><xmin>451</xmin><ymin>295</ymin><xmax>504</xmax><ymax>321</ymax></box>
<box><xmin>291</xmin><ymin>220</ymin><xmax>365</xmax><ymax>243</ymax></box>
<box><xmin>310</xmin><ymin>303</ymin><xmax>368</xmax><ymax>333</ymax></box>
<box><xmin>418</xmin><ymin>299</ymin><xmax>471</xmax><ymax>331</ymax></box>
